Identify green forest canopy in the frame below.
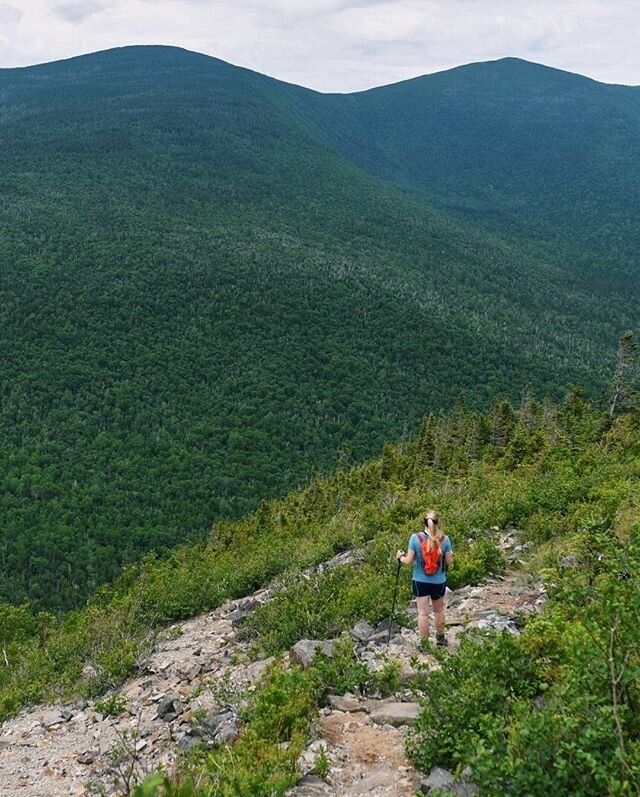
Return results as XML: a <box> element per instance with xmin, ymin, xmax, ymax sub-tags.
<box><xmin>0</xmin><ymin>46</ymin><xmax>638</xmax><ymax>610</ymax></box>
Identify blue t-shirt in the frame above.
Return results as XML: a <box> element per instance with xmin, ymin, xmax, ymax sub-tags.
<box><xmin>409</xmin><ymin>533</ymin><xmax>452</xmax><ymax>584</ymax></box>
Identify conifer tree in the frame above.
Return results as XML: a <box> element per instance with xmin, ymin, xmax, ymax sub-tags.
<box><xmin>490</xmin><ymin>398</ymin><xmax>515</xmax><ymax>450</ymax></box>
<box><xmin>414</xmin><ymin>414</ymin><xmax>436</xmax><ymax>472</ymax></box>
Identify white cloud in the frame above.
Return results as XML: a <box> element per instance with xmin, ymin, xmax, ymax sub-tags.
<box><xmin>1</xmin><ymin>0</ymin><xmax>639</xmax><ymax>90</ymax></box>
<box><xmin>0</xmin><ymin>1</ymin><xmax>22</xmax><ymax>23</ymax></box>
<box><xmin>51</xmin><ymin>0</ymin><xmax>112</xmax><ymax>23</ymax></box>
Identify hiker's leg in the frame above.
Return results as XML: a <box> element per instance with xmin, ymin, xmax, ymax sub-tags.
<box><xmin>415</xmin><ymin>595</ymin><xmax>430</xmax><ymax>638</ymax></box>
<box><xmin>432</xmin><ymin>597</ymin><xmax>445</xmax><ymax>636</ymax></box>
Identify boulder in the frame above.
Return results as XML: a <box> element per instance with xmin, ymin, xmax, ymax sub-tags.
<box><xmin>40</xmin><ymin>711</ymin><xmax>66</xmax><ymax>730</ymax></box>
<box><xmin>192</xmin><ymin>708</ymin><xmax>241</xmax><ymax>746</ymax></box>
<box><xmin>213</xmin><ymin>715</ymin><xmax>240</xmax><ymax>745</ymax></box>
<box><xmin>398</xmin><ymin>660</ymin><xmax>418</xmax><ymax>685</ymax></box>
<box><xmin>156</xmin><ymin>694</ymin><xmax>183</xmax><ymax>720</ymax></box>
<box><xmin>420</xmin><ymin>766</ymin><xmax>479</xmax><ymax>796</ymax></box>
<box><xmin>227</xmin><ymin>609</ymin><xmax>250</xmax><ymax>628</ymax></box>
<box><xmin>293</xmin><ymin>774</ymin><xmax>330</xmax><ymax>795</ymax></box>
<box><xmin>350</xmin><ymin>764</ymin><xmax>398</xmax><ymax>793</ymax></box>
<box><xmin>457</xmin><ymin>767</ymin><xmax>480</xmax><ymax>796</ymax></box>
<box><xmin>468</xmin><ymin>609</ymin><xmax>521</xmax><ymax>635</ymax></box>
<box><xmin>236</xmin><ymin>597</ymin><xmax>260</xmax><ymax>613</ymax></box>
<box><xmin>373</xmin><ymin>618</ymin><xmax>397</xmax><ymax>634</ymax></box>
<box><xmin>445</xmin><ymin>585</ymin><xmax>472</xmax><ymax>609</ymax></box>
<box><xmin>369</xmin><ymin>701</ymin><xmax>421</xmax><ymax>727</ymax></box>
<box><xmin>177</xmin><ymin>734</ymin><xmax>201</xmax><ymax>752</ymax></box>
<box><xmin>317</xmin><ymin>549</ymin><xmax>364</xmax><ymax>573</ymax></box>
<box><xmin>242</xmin><ymin>657</ymin><xmax>274</xmax><ymax>682</ymax></box>
<box><xmin>81</xmin><ymin>663</ymin><xmax>98</xmax><ymax>682</ymax></box>
<box><xmin>559</xmin><ymin>555</ymin><xmax>585</xmax><ymax>569</ymax></box>
<box><xmin>365</xmin><ymin>618</ymin><xmax>400</xmax><ymax>644</ymax></box>
<box><xmin>297</xmin><ymin>739</ymin><xmax>331</xmax><ymax>776</ymax></box>
<box><xmin>366</xmin><ymin>630</ymin><xmax>391</xmax><ymax>645</ymax></box>
<box><xmin>289</xmin><ymin>640</ymin><xmax>334</xmax><ymax>669</ymax></box>
<box><xmin>420</xmin><ymin>767</ymin><xmax>455</xmax><ymax>794</ymax></box>
<box><xmin>327</xmin><ymin>693</ymin><xmax>364</xmax><ymax>712</ymax></box>
<box><xmin>350</xmin><ymin>620</ymin><xmax>374</xmax><ymax>644</ymax></box>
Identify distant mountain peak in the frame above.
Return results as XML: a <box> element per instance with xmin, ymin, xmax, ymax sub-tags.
<box><xmin>4</xmin><ymin>45</ymin><xmax>619</xmax><ymax>94</ymax></box>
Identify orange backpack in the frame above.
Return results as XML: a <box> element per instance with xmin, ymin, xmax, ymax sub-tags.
<box><xmin>418</xmin><ymin>533</ymin><xmax>446</xmax><ymax>576</ymax></box>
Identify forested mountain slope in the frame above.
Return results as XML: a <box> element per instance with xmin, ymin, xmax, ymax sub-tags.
<box><xmin>296</xmin><ymin>57</ymin><xmax>640</xmax><ymax>292</ymax></box>
<box><xmin>0</xmin><ymin>46</ymin><xmax>637</xmax><ymax>610</ymax></box>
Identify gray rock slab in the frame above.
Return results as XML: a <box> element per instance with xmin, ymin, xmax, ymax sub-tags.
<box><xmin>227</xmin><ymin>609</ymin><xmax>250</xmax><ymax>627</ymax></box>
<box><xmin>350</xmin><ymin>620</ymin><xmax>374</xmax><ymax>643</ymax></box>
<box><xmin>292</xmin><ymin>774</ymin><xmax>331</xmax><ymax>795</ymax></box>
<box><xmin>327</xmin><ymin>694</ymin><xmax>365</xmax><ymax>712</ymax></box>
<box><xmin>289</xmin><ymin>640</ymin><xmax>334</xmax><ymax>669</ymax></box>
<box><xmin>156</xmin><ymin>695</ymin><xmax>182</xmax><ymax>719</ymax></box>
<box><xmin>455</xmin><ymin>766</ymin><xmax>480</xmax><ymax>796</ymax></box>
<box><xmin>468</xmin><ymin>610</ymin><xmax>521</xmax><ymax>635</ymax></box>
<box><xmin>40</xmin><ymin>711</ymin><xmax>66</xmax><ymax>730</ymax></box>
<box><xmin>317</xmin><ymin>549</ymin><xmax>364</xmax><ymax>573</ymax></box>
<box><xmin>350</xmin><ymin>764</ymin><xmax>398</xmax><ymax>793</ymax></box>
<box><xmin>369</xmin><ymin>701</ymin><xmax>421</xmax><ymax>727</ymax></box>
<box><xmin>421</xmin><ymin>766</ymin><xmax>455</xmax><ymax>794</ymax></box>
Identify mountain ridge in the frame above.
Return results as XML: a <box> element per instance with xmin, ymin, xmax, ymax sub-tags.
<box><xmin>3</xmin><ymin>44</ymin><xmax>638</xmax><ymax>92</ymax></box>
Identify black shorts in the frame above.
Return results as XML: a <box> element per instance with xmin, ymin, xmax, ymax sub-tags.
<box><xmin>412</xmin><ymin>580</ymin><xmax>447</xmax><ymax>600</ymax></box>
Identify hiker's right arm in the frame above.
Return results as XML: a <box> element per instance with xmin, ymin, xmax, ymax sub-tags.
<box><xmin>397</xmin><ymin>536</ymin><xmax>416</xmax><ymax>565</ymax></box>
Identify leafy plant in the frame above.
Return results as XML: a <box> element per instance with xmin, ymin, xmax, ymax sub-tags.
<box><xmin>94</xmin><ymin>692</ymin><xmax>128</xmax><ymax>717</ymax></box>
<box><xmin>312</xmin><ymin>745</ymin><xmax>330</xmax><ymax>779</ymax></box>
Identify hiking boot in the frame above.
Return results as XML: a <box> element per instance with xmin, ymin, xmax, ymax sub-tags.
<box><xmin>436</xmin><ymin>633</ymin><xmax>448</xmax><ymax>647</ymax></box>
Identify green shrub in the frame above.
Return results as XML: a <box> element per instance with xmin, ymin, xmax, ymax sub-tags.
<box><xmin>469</xmin><ymin>698</ymin><xmax>635</xmax><ymax>797</ymax></box>
<box><xmin>447</xmin><ymin>538</ymin><xmax>505</xmax><ymax>589</ymax></box>
<box><xmin>243</xmin><ymin>663</ymin><xmax>317</xmax><ymax>742</ymax></box>
<box><xmin>94</xmin><ymin>692</ymin><xmax>128</xmax><ymax>717</ymax></box>
<box><xmin>312</xmin><ymin>745</ymin><xmax>330</xmax><ymax>779</ymax></box>
<box><xmin>310</xmin><ymin>634</ymin><xmax>372</xmax><ymax>696</ymax></box>
<box><xmin>135</xmin><ymin>661</ymin><xmax>318</xmax><ymax>797</ymax></box>
<box><xmin>241</xmin><ymin>565</ymin><xmax>406</xmax><ymax>656</ymax></box>
<box><xmin>407</xmin><ymin>631</ymin><xmax>541</xmax><ymax>773</ymax></box>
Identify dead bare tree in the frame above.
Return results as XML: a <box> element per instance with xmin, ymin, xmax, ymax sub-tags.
<box><xmin>610</xmin><ymin>331</ymin><xmax>638</xmax><ymax>419</ymax></box>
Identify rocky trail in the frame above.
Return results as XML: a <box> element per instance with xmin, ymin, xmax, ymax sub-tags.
<box><xmin>0</xmin><ymin>537</ymin><xmax>545</xmax><ymax>797</ymax></box>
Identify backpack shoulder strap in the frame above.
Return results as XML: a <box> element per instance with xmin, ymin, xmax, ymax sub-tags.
<box><xmin>417</xmin><ymin>531</ymin><xmax>428</xmax><ymax>563</ymax></box>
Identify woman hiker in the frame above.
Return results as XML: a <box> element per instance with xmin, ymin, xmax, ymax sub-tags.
<box><xmin>396</xmin><ymin>510</ymin><xmax>453</xmax><ymax>646</ymax></box>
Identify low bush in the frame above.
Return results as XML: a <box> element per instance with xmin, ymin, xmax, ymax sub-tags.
<box><xmin>446</xmin><ymin>538</ymin><xmax>505</xmax><ymax>589</ymax></box>
<box><xmin>407</xmin><ymin>631</ymin><xmax>541</xmax><ymax>773</ymax></box>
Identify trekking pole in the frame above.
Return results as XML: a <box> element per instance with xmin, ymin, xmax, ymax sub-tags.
<box><xmin>387</xmin><ymin>557</ymin><xmax>402</xmax><ymax>647</ymax></box>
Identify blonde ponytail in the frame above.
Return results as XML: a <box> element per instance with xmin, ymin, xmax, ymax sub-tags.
<box><xmin>424</xmin><ymin>510</ymin><xmax>444</xmax><ymax>550</ymax></box>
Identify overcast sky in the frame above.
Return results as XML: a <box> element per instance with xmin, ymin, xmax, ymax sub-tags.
<box><xmin>0</xmin><ymin>0</ymin><xmax>638</xmax><ymax>92</ymax></box>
